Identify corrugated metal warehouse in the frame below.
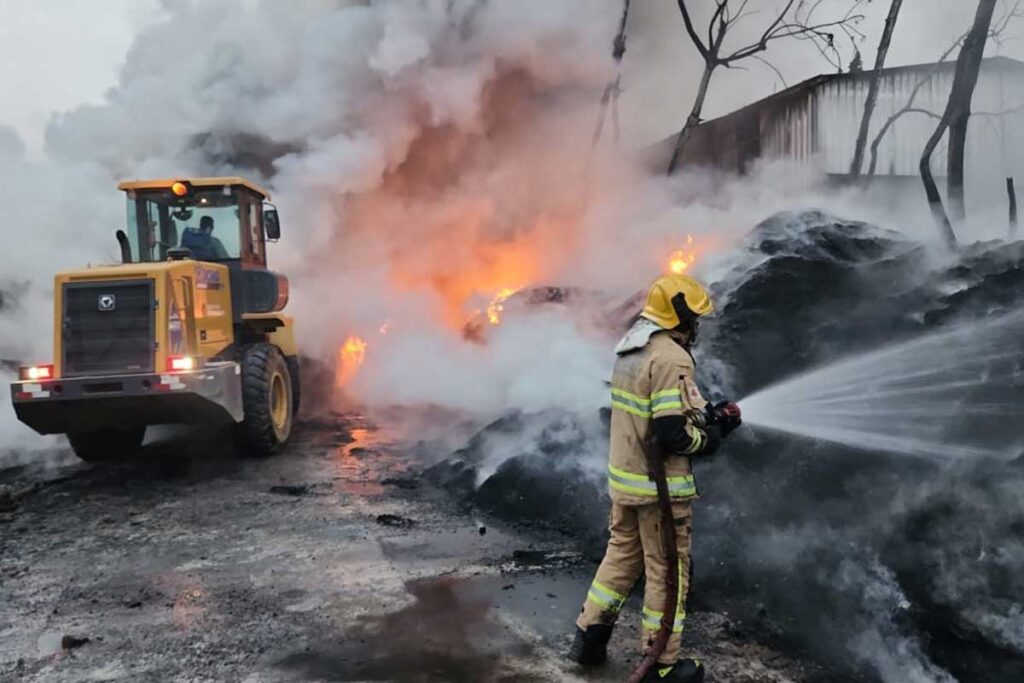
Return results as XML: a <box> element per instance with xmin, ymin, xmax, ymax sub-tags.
<box><xmin>660</xmin><ymin>57</ymin><xmax>1024</xmax><ymax>211</ymax></box>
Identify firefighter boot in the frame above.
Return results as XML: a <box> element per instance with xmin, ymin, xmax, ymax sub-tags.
<box><xmin>641</xmin><ymin>658</ymin><xmax>705</xmax><ymax>682</ymax></box>
<box><xmin>567</xmin><ymin>624</ymin><xmax>614</xmax><ymax>666</ymax></box>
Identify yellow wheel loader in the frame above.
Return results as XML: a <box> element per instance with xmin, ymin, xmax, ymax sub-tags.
<box><xmin>10</xmin><ymin>177</ymin><xmax>299</xmax><ymax>461</ymax></box>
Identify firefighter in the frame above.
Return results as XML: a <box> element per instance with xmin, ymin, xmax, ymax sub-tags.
<box><xmin>567</xmin><ymin>274</ymin><xmax>742</xmax><ymax>683</ymax></box>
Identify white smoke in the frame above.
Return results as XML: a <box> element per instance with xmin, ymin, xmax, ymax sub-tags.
<box><xmin>0</xmin><ymin>368</ymin><xmax>64</xmax><ymax>460</ymax></box>
<box><xmin>3</xmin><ymin>0</ymin><xmax>1012</xmax><ymax>413</ymax></box>
<box><xmin>1</xmin><ymin>0</ymin><xmax>627</xmax><ymax>387</ymax></box>
<box><xmin>838</xmin><ymin>559</ymin><xmax>957</xmax><ymax>683</ymax></box>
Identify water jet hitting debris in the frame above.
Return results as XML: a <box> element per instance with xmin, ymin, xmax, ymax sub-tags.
<box><xmin>740</xmin><ymin>309</ymin><xmax>1024</xmax><ymax>461</ymax></box>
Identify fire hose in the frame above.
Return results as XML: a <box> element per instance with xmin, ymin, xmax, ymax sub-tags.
<box><xmin>625</xmin><ymin>434</ymin><xmax>680</xmax><ymax>683</ymax></box>
<box><xmin>625</xmin><ymin>402</ymin><xmax>741</xmax><ymax>683</ymax></box>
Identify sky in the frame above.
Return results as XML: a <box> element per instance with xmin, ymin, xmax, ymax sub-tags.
<box><xmin>2</xmin><ymin>1</ymin><xmax>1024</xmax><ymax>154</ymax></box>
<box><xmin>0</xmin><ymin>0</ymin><xmax>164</xmax><ymax>154</ymax></box>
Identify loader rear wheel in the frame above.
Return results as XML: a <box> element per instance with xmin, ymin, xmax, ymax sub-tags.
<box><xmin>237</xmin><ymin>343</ymin><xmax>293</xmax><ymax>457</ymax></box>
<box><xmin>67</xmin><ymin>427</ymin><xmax>146</xmax><ymax>463</ymax></box>
<box><xmin>286</xmin><ymin>355</ymin><xmax>301</xmax><ymax>416</ymax></box>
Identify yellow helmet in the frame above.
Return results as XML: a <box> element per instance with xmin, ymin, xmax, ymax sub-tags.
<box><xmin>641</xmin><ymin>274</ymin><xmax>714</xmax><ymax>329</ymax></box>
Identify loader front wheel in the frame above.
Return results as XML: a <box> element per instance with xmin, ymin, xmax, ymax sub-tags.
<box><xmin>67</xmin><ymin>427</ymin><xmax>146</xmax><ymax>463</ymax></box>
<box><xmin>238</xmin><ymin>343</ymin><xmax>293</xmax><ymax>457</ymax></box>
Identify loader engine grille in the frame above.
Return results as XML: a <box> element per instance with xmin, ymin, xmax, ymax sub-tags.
<box><xmin>62</xmin><ymin>280</ymin><xmax>155</xmax><ymax>377</ymax></box>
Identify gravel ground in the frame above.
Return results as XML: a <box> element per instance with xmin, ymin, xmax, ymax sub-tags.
<box><xmin>0</xmin><ymin>414</ymin><xmax>837</xmax><ymax>683</ymax></box>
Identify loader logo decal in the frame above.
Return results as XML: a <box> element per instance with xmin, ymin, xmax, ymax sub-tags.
<box><xmin>98</xmin><ymin>294</ymin><xmax>116</xmax><ymax>312</ymax></box>
<box><xmin>195</xmin><ymin>267</ymin><xmax>223</xmax><ymax>290</ymax></box>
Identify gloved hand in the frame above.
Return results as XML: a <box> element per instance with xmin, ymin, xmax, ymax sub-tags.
<box><xmin>706</xmin><ymin>400</ymin><xmax>742</xmax><ymax>437</ymax></box>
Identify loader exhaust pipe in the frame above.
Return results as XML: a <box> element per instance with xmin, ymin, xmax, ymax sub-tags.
<box><xmin>115</xmin><ymin>229</ymin><xmax>132</xmax><ymax>264</ymax></box>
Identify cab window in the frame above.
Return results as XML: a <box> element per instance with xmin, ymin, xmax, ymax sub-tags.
<box><xmin>125</xmin><ymin>186</ymin><xmax>242</xmax><ymax>262</ymax></box>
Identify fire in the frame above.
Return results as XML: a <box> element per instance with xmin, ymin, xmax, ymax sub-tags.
<box><xmin>669</xmin><ymin>251</ymin><xmax>694</xmax><ymax>274</ymax></box>
<box><xmin>336</xmin><ymin>336</ymin><xmax>368</xmax><ymax>387</ymax></box>
<box><xmin>669</xmin><ymin>235</ymin><xmax>697</xmax><ymax>274</ymax></box>
<box><xmin>486</xmin><ymin>288</ymin><xmax>516</xmax><ymax>326</ymax></box>
<box><xmin>388</xmin><ymin>227</ymin><xmax>546</xmax><ymax>329</ymax></box>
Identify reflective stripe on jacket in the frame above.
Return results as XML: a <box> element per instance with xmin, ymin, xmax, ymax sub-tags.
<box><xmin>607</xmin><ymin>324</ymin><xmax>708</xmax><ymax>506</ymax></box>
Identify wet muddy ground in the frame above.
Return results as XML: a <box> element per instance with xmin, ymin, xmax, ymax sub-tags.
<box><xmin>1</xmin><ymin>414</ymin><xmax>835</xmax><ymax>682</ymax></box>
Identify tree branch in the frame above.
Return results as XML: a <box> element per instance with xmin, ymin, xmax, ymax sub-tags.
<box><xmin>722</xmin><ymin>16</ymin><xmax>863</xmax><ymax>64</ymax></box>
<box><xmin>669</xmin><ymin>0</ymin><xmax>864</xmax><ymax>175</ymax></box>
<box><xmin>866</xmin><ymin>7</ymin><xmax>1020</xmax><ymax>180</ymax></box>
<box><xmin>975</xmin><ymin>100</ymin><xmax>1024</xmax><ymax>117</ymax></box>
<box><xmin>677</xmin><ymin>0</ymin><xmax>710</xmax><ymax>60</ymax></box>
<box><xmin>708</xmin><ymin>1</ymin><xmax>728</xmax><ymax>54</ymax></box>
<box><xmin>867</xmin><ymin>41</ymin><xmax>962</xmax><ymax>178</ymax></box>
<box><xmin>752</xmin><ymin>54</ymin><xmax>788</xmax><ymax>87</ymax></box>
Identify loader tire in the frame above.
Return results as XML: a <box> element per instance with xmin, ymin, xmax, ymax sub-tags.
<box><xmin>237</xmin><ymin>343</ymin><xmax>293</xmax><ymax>457</ymax></box>
<box><xmin>67</xmin><ymin>427</ymin><xmax>146</xmax><ymax>463</ymax></box>
<box><xmin>286</xmin><ymin>355</ymin><xmax>301</xmax><ymax>417</ymax></box>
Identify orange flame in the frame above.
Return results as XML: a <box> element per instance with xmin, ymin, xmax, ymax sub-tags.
<box><xmin>669</xmin><ymin>235</ymin><xmax>697</xmax><ymax>274</ymax></box>
<box><xmin>336</xmin><ymin>336</ymin><xmax>368</xmax><ymax>387</ymax></box>
<box><xmin>310</xmin><ymin>69</ymin><xmax>602</xmax><ymax>347</ymax></box>
<box><xmin>486</xmin><ymin>288</ymin><xmax>516</xmax><ymax>326</ymax></box>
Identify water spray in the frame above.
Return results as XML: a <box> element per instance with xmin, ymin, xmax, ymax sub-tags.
<box><xmin>737</xmin><ymin>310</ymin><xmax>1024</xmax><ymax>461</ymax></box>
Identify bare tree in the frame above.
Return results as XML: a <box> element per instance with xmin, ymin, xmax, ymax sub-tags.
<box><xmin>867</xmin><ymin>40</ymin><xmax>961</xmax><ymax>178</ymax></box>
<box><xmin>667</xmin><ymin>0</ymin><xmax>865</xmax><ymax>175</ymax></box>
<box><xmin>948</xmin><ymin>0</ymin><xmax>1023</xmax><ymax>223</ymax></box>
<box><xmin>920</xmin><ymin>0</ymin><xmax>999</xmax><ymax>248</ymax></box>
<box><xmin>849</xmin><ymin>0</ymin><xmax>904</xmax><ymax>179</ymax></box>
<box><xmin>866</xmin><ymin>4</ymin><xmax>1021</xmax><ymax>178</ymax></box>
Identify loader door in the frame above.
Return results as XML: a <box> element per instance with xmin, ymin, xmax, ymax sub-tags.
<box><xmin>238</xmin><ymin>189</ymin><xmax>267</xmax><ymax>270</ymax></box>
<box><xmin>228</xmin><ymin>189</ymin><xmax>285</xmax><ymax>320</ymax></box>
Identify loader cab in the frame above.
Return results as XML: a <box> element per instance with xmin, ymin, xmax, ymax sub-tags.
<box><xmin>118</xmin><ymin>177</ymin><xmax>280</xmax><ymax>268</ymax></box>
<box><xmin>118</xmin><ymin>177</ymin><xmax>288</xmax><ymax>320</ymax></box>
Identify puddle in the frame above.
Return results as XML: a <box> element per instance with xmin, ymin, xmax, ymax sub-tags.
<box><xmin>333</xmin><ymin>419</ymin><xmax>415</xmax><ymax>496</ymax></box>
<box><xmin>278</xmin><ymin>576</ymin><xmax>535</xmax><ymax>682</ymax></box>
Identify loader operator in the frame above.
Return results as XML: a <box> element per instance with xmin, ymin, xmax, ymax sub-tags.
<box><xmin>181</xmin><ymin>215</ymin><xmax>230</xmax><ymax>260</ymax></box>
<box><xmin>567</xmin><ymin>274</ymin><xmax>741</xmax><ymax>683</ymax></box>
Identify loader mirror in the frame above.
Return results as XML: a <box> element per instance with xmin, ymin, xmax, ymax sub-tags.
<box><xmin>264</xmin><ymin>206</ymin><xmax>281</xmax><ymax>241</ymax></box>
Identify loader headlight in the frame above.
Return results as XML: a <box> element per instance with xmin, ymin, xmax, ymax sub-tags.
<box><xmin>19</xmin><ymin>364</ymin><xmax>54</xmax><ymax>381</ymax></box>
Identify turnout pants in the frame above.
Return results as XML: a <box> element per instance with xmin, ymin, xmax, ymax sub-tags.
<box><xmin>577</xmin><ymin>501</ymin><xmax>693</xmax><ymax>665</ymax></box>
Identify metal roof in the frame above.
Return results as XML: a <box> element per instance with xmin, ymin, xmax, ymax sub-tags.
<box><xmin>702</xmin><ymin>57</ymin><xmax>1024</xmax><ymax>126</ymax></box>
<box><xmin>117</xmin><ymin>176</ymin><xmax>271</xmax><ymax>200</ymax></box>
<box><xmin>647</xmin><ymin>57</ymin><xmax>1024</xmax><ymax>170</ymax></box>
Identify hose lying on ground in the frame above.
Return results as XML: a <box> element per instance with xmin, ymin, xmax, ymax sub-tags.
<box><xmin>625</xmin><ymin>436</ymin><xmax>680</xmax><ymax>683</ymax></box>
